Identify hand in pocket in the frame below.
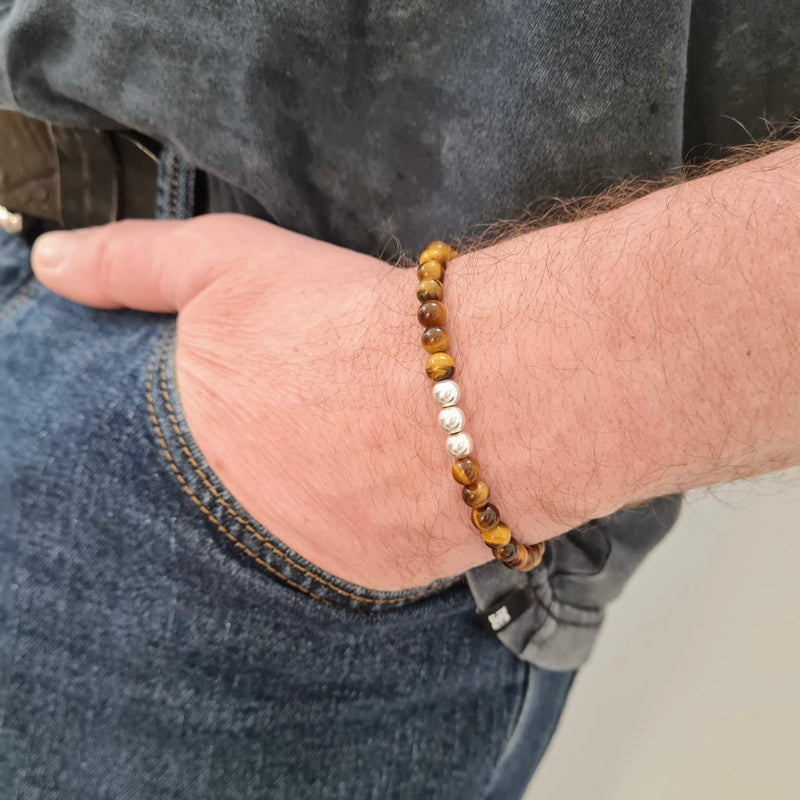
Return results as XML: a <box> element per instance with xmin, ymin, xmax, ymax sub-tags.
<box><xmin>30</xmin><ymin>215</ymin><xmax>503</xmax><ymax>590</ymax></box>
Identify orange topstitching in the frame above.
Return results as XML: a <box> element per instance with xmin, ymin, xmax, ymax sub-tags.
<box><xmin>148</xmin><ymin>331</ymin><xmax>460</xmax><ymax>606</ymax></box>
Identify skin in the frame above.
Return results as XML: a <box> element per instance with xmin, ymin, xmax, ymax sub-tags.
<box><xmin>30</xmin><ymin>139</ymin><xmax>800</xmax><ymax>590</ymax></box>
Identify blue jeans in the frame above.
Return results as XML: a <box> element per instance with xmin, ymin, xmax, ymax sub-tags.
<box><xmin>0</xmin><ymin>211</ymin><xmax>578</xmax><ymax>798</ymax></box>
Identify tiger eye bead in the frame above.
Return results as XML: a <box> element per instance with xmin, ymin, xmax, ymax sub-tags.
<box><xmin>416</xmin><ymin>279</ymin><xmax>443</xmax><ymax>302</ymax></box>
<box><xmin>424</xmin><ymin>240</ymin><xmax>451</xmax><ymax>251</ymax></box>
<box><xmin>528</xmin><ymin>542</ymin><xmax>546</xmax><ymax>568</ymax></box>
<box><xmin>421</xmin><ymin>326</ymin><xmax>450</xmax><ymax>354</ymax></box>
<box><xmin>425</xmin><ymin>352</ymin><xmax>455</xmax><ymax>381</ymax></box>
<box><xmin>417</xmin><ymin>260</ymin><xmax>445</xmax><ymax>281</ymax></box>
<box><xmin>418</xmin><ymin>246</ymin><xmax>451</xmax><ymax>266</ymax></box>
<box><xmin>421</xmin><ymin>241</ymin><xmax>458</xmax><ymax>262</ymax></box>
<box><xmin>471</xmin><ymin>503</ymin><xmax>500</xmax><ymax>532</ymax></box>
<box><xmin>462</xmin><ymin>481</ymin><xmax>490</xmax><ymax>508</ymax></box>
<box><xmin>503</xmin><ymin>542</ymin><xmax>544</xmax><ymax>572</ymax></box>
<box><xmin>503</xmin><ymin>544</ymin><xmax>527</xmax><ymax>570</ymax></box>
<box><xmin>452</xmin><ymin>457</ymin><xmax>480</xmax><ymax>485</ymax></box>
<box><xmin>482</xmin><ymin>522</ymin><xmax>512</xmax><ymax>547</ymax></box>
<box><xmin>417</xmin><ymin>300</ymin><xmax>446</xmax><ymax>327</ymax></box>
<box><xmin>491</xmin><ymin>539</ymin><xmax>518</xmax><ymax>561</ymax></box>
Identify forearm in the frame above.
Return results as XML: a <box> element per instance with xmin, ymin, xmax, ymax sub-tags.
<box><xmin>31</xmin><ymin>140</ymin><xmax>800</xmax><ymax>588</ymax></box>
<box><xmin>435</xmin><ymin>141</ymin><xmax>800</xmax><ymax>541</ymax></box>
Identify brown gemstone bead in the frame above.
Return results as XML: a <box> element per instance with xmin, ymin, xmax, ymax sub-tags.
<box><xmin>529</xmin><ymin>542</ymin><xmax>545</xmax><ymax>567</ymax></box>
<box><xmin>419</xmin><ymin>246</ymin><xmax>451</xmax><ymax>266</ymax></box>
<box><xmin>421</xmin><ymin>241</ymin><xmax>458</xmax><ymax>263</ymax></box>
<box><xmin>491</xmin><ymin>539</ymin><xmax>518</xmax><ymax>561</ymax></box>
<box><xmin>452</xmin><ymin>457</ymin><xmax>480</xmax><ymax>486</ymax></box>
<box><xmin>421</xmin><ymin>327</ymin><xmax>449</xmax><ymax>354</ymax></box>
<box><xmin>424</xmin><ymin>240</ymin><xmax>450</xmax><ymax>251</ymax></box>
<box><xmin>504</xmin><ymin>545</ymin><xmax>530</xmax><ymax>571</ymax></box>
<box><xmin>416</xmin><ymin>279</ymin><xmax>443</xmax><ymax>302</ymax></box>
<box><xmin>471</xmin><ymin>503</ymin><xmax>500</xmax><ymax>532</ymax></box>
<box><xmin>481</xmin><ymin>522</ymin><xmax>511</xmax><ymax>547</ymax></box>
<box><xmin>462</xmin><ymin>481</ymin><xmax>490</xmax><ymax>509</ymax></box>
<box><xmin>424</xmin><ymin>352</ymin><xmax>455</xmax><ymax>381</ymax></box>
<box><xmin>505</xmin><ymin>542</ymin><xmax>545</xmax><ymax>572</ymax></box>
<box><xmin>417</xmin><ymin>261</ymin><xmax>444</xmax><ymax>281</ymax></box>
<box><xmin>417</xmin><ymin>300</ymin><xmax>446</xmax><ymax>327</ymax></box>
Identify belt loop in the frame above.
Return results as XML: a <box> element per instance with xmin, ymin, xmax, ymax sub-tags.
<box><xmin>155</xmin><ymin>148</ymin><xmax>197</xmax><ymax>220</ymax></box>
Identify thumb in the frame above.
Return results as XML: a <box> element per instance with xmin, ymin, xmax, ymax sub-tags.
<box><xmin>30</xmin><ymin>215</ymin><xmax>255</xmax><ymax>313</ymax></box>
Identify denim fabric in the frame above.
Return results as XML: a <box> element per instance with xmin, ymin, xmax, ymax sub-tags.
<box><xmin>154</xmin><ymin>147</ymin><xmax>197</xmax><ymax>221</ymax></box>
<box><xmin>483</xmin><ymin>669</ymin><xmax>576</xmax><ymax>800</ymax></box>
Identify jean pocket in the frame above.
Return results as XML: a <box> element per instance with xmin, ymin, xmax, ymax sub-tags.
<box><xmin>145</xmin><ymin>324</ymin><xmax>463</xmax><ymax>613</ymax></box>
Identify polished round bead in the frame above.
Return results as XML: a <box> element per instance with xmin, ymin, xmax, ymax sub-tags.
<box><xmin>432</xmin><ymin>379</ymin><xmax>460</xmax><ymax>407</ymax></box>
<box><xmin>500</xmin><ymin>542</ymin><xmax>542</xmax><ymax>571</ymax></box>
<box><xmin>417</xmin><ymin>300</ymin><xmax>446</xmax><ymax>327</ymax></box>
<box><xmin>471</xmin><ymin>503</ymin><xmax>500</xmax><ymax>532</ymax></box>
<box><xmin>421</xmin><ymin>326</ymin><xmax>450</xmax><ymax>354</ymax></box>
<box><xmin>491</xmin><ymin>539</ymin><xmax>518</xmax><ymax>561</ymax></box>
<box><xmin>425</xmin><ymin>352</ymin><xmax>455</xmax><ymax>381</ymax></box>
<box><xmin>421</xmin><ymin>241</ymin><xmax>458</xmax><ymax>263</ymax></box>
<box><xmin>418</xmin><ymin>246</ymin><xmax>451</xmax><ymax>266</ymax></box>
<box><xmin>417</xmin><ymin>261</ymin><xmax>444</xmax><ymax>281</ymax></box>
<box><xmin>416</xmin><ymin>279</ymin><xmax>443</xmax><ymax>302</ymax></box>
<box><xmin>510</xmin><ymin>547</ymin><xmax>532</xmax><ymax>570</ymax></box>
<box><xmin>504</xmin><ymin>542</ymin><xmax>545</xmax><ymax>572</ymax></box>
<box><xmin>528</xmin><ymin>542</ymin><xmax>546</xmax><ymax>568</ymax></box>
<box><xmin>437</xmin><ymin>406</ymin><xmax>464</xmax><ymax>434</ymax></box>
<box><xmin>424</xmin><ymin>240</ymin><xmax>451</xmax><ymax>251</ymax></box>
<box><xmin>446</xmin><ymin>432</ymin><xmax>473</xmax><ymax>458</ymax></box>
<box><xmin>462</xmin><ymin>481</ymin><xmax>490</xmax><ymax>508</ymax></box>
<box><xmin>482</xmin><ymin>522</ymin><xmax>512</xmax><ymax>547</ymax></box>
<box><xmin>451</xmin><ymin>456</ymin><xmax>480</xmax><ymax>485</ymax></box>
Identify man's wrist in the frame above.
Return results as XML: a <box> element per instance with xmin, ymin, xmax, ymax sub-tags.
<box><xmin>368</xmin><ymin>136</ymin><xmax>800</xmax><ymax>571</ymax></box>
<box><xmin>439</xmin><ymin>140</ymin><xmax>800</xmax><ymax>535</ymax></box>
<box><xmin>442</xmin><ymin>227</ymin><xmax>629</xmax><ymax>538</ymax></box>
<box><xmin>378</xmin><ymin>238</ymin><xmax>616</xmax><ymax>551</ymax></box>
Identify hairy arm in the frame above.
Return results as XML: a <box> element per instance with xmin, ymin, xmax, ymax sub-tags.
<box><xmin>435</xmin><ymin>139</ymin><xmax>800</xmax><ymax>542</ymax></box>
<box><xmin>31</xmin><ymin>137</ymin><xmax>800</xmax><ymax>589</ymax></box>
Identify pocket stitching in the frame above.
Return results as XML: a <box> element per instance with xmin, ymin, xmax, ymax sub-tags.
<box><xmin>145</xmin><ymin>344</ymin><xmax>335</xmax><ymax>606</ymax></box>
<box><xmin>148</xmin><ymin>330</ymin><xmax>459</xmax><ymax>606</ymax></box>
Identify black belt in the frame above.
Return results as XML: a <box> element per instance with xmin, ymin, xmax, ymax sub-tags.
<box><xmin>0</xmin><ymin>109</ymin><xmax>160</xmax><ymax>229</ymax></box>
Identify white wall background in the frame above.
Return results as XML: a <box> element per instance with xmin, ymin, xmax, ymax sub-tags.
<box><xmin>526</xmin><ymin>471</ymin><xmax>800</xmax><ymax>800</ymax></box>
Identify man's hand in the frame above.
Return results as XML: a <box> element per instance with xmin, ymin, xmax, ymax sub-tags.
<box><xmin>31</xmin><ymin>214</ymin><xmax>569</xmax><ymax>590</ymax></box>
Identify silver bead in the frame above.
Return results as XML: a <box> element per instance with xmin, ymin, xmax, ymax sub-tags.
<box><xmin>446</xmin><ymin>432</ymin><xmax>472</xmax><ymax>458</ymax></box>
<box><xmin>432</xmin><ymin>379</ymin><xmax>460</xmax><ymax>407</ymax></box>
<box><xmin>438</xmin><ymin>406</ymin><xmax>464</xmax><ymax>434</ymax></box>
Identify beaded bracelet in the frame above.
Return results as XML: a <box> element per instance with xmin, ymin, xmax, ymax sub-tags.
<box><xmin>415</xmin><ymin>240</ymin><xmax>545</xmax><ymax>572</ymax></box>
